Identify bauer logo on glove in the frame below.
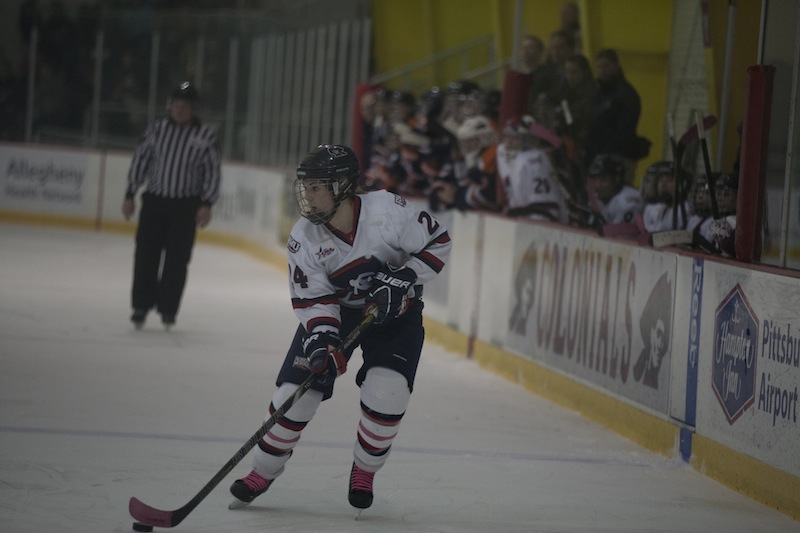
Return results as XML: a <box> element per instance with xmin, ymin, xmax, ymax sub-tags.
<box><xmin>366</xmin><ymin>264</ymin><xmax>417</xmax><ymax>324</ymax></box>
<box><xmin>374</xmin><ymin>270</ymin><xmax>414</xmax><ymax>289</ymax></box>
<box><xmin>298</xmin><ymin>330</ymin><xmax>347</xmax><ymax>377</ymax></box>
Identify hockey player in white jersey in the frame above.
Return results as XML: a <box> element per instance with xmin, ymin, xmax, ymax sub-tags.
<box><xmin>687</xmin><ymin>172</ymin><xmax>738</xmax><ymax>254</ymax></box>
<box><xmin>499</xmin><ymin>117</ymin><xmax>569</xmax><ymax>223</ymax></box>
<box><xmin>586</xmin><ymin>153</ymin><xmax>643</xmax><ymax>224</ymax></box>
<box><xmin>641</xmin><ymin>161</ymin><xmax>694</xmax><ymax>231</ymax></box>
<box><xmin>229</xmin><ymin>144</ymin><xmax>452</xmax><ymax>514</ymax></box>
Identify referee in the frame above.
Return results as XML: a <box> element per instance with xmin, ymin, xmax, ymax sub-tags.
<box><xmin>121</xmin><ymin>81</ymin><xmax>222</xmax><ymax>329</ymax></box>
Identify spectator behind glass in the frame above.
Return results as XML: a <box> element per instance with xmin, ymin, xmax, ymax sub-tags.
<box><xmin>561</xmin><ymin>54</ymin><xmax>595</xmax><ymax>168</ymax></box>
<box><xmin>560</xmin><ymin>2</ymin><xmax>582</xmax><ymax>53</ymax></box>
<box><xmin>358</xmin><ymin>89</ymin><xmax>379</xmax><ymax>171</ymax></box>
<box><xmin>586</xmin><ymin>153</ymin><xmax>643</xmax><ymax>225</ymax></box>
<box><xmin>416</xmin><ymin>85</ymin><xmax>460</xmax><ymax>178</ymax></box>
<box><xmin>529</xmin><ymin>30</ymin><xmax>575</xmax><ymax>118</ymax></box>
<box><xmin>586</xmin><ymin>49</ymin><xmax>643</xmax><ymax>182</ymax></box>
<box><xmin>360</xmin><ymin>89</ymin><xmax>393</xmax><ymax>191</ymax></box>
<box><xmin>435</xmin><ymin>114</ymin><xmax>500</xmax><ymax>212</ymax></box>
<box><xmin>440</xmin><ymin>79</ymin><xmax>482</xmax><ymax>136</ymax></box>
<box><xmin>461</xmin><ymin>86</ymin><xmax>486</xmax><ymax>121</ymax></box>
<box><xmin>385</xmin><ymin>122</ymin><xmax>432</xmax><ymax>198</ymax></box>
<box><xmin>518</xmin><ymin>34</ymin><xmax>545</xmax><ymax>74</ymax></box>
<box><xmin>424</xmin><ymin>144</ymin><xmax>458</xmax><ymax>213</ymax></box>
<box><xmin>388</xmin><ymin>90</ymin><xmax>417</xmax><ymax>128</ymax></box>
<box><xmin>483</xmin><ymin>89</ymin><xmax>501</xmax><ymax>127</ymax></box>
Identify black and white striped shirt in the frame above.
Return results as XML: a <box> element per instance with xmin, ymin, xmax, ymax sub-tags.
<box><xmin>125</xmin><ymin>117</ymin><xmax>221</xmax><ymax>204</ymax></box>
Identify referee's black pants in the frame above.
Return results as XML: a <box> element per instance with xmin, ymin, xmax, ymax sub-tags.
<box><xmin>131</xmin><ymin>192</ymin><xmax>200</xmax><ymax>318</ymax></box>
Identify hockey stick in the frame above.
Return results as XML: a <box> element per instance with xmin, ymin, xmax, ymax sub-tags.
<box><xmin>667</xmin><ymin>114</ymin><xmax>680</xmax><ymax>230</ymax></box>
<box><xmin>678</xmin><ymin>114</ymin><xmax>716</xmax><ymax>147</ymax></box>
<box><xmin>668</xmin><ymin>114</ymin><xmax>717</xmax><ymax>230</ymax></box>
<box><xmin>695</xmin><ymin>112</ymin><xmax>720</xmax><ymax>219</ymax></box>
<box><xmin>129</xmin><ymin>309</ymin><xmax>377</xmax><ymax>528</ymax></box>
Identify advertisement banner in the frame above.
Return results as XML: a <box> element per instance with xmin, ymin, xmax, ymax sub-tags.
<box><xmin>697</xmin><ymin>264</ymin><xmax>800</xmax><ymax>476</ymax></box>
<box><xmin>506</xmin><ymin>224</ymin><xmax>676</xmax><ymax>413</ymax></box>
<box><xmin>209</xmin><ymin>163</ymin><xmax>286</xmax><ymax>250</ymax></box>
<box><xmin>0</xmin><ymin>145</ymin><xmax>94</xmax><ymax>216</ymax></box>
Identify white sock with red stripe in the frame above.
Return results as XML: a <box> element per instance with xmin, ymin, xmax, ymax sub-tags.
<box><xmin>251</xmin><ymin>382</ymin><xmax>323</xmax><ymax>479</ymax></box>
<box><xmin>353</xmin><ymin>367</ymin><xmax>411</xmax><ymax>472</ymax></box>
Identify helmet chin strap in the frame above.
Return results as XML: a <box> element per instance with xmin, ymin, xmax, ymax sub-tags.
<box><xmin>309</xmin><ymin>207</ymin><xmax>336</xmax><ymax>225</ymax></box>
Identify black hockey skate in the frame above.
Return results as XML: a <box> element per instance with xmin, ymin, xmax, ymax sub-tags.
<box><xmin>161</xmin><ymin>314</ymin><xmax>176</xmax><ymax>329</ymax></box>
<box><xmin>348</xmin><ymin>462</ymin><xmax>375</xmax><ymax>510</ymax></box>
<box><xmin>131</xmin><ymin>309</ymin><xmax>147</xmax><ymax>329</ymax></box>
<box><xmin>229</xmin><ymin>470</ymin><xmax>273</xmax><ymax>509</ymax></box>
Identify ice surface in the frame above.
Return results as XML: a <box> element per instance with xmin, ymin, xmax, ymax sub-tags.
<box><xmin>0</xmin><ymin>223</ymin><xmax>796</xmax><ymax>532</ymax></box>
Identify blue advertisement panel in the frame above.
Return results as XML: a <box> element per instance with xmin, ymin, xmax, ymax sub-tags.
<box><xmin>684</xmin><ymin>258</ymin><xmax>704</xmax><ymax>427</ymax></box>
<box><xmin>697</xmin><ymin>264</ymin><xmax>800</xmax><ymax>477</ymax></box>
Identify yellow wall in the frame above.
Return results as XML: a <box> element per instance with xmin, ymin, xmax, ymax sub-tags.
<box><xmin>580</xmin><ymin>0</ymin><xmax>673</xmax><ymax>178</ymax></box>
<box><xmin>370</xmin><ymin>0</ymin><xmax>673</xmax><ymax>177</ymax></box>
<box><xmin>371</xmin><ymin>0</ymin><xmax>568</xmax><ymax>90</ymax></box>
<box><xmin>369</xmin><ymin>0</ymin><xmax>760</xmax><ymax>179</ymax></box>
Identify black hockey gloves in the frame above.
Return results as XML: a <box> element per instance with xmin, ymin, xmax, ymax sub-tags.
<box><xmin>366</xmin><ymin>264</ymin><xmax>417</xmax><ymax>325</ymax></box>
<box><xmin>302</xmin><ymin>331</ymin><xmax>347</xmax><ymax>377</ymax></box>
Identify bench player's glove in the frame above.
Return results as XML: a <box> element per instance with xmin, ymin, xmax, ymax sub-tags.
<box><xmin>302</xmin><ymin>331</ymin><xmax>346</xmax><ymax>377</ymax></box>
<box><xmin>366</xmin><ymin>264</ymin><xmax>417</xmax><ymax>325</ymax></box>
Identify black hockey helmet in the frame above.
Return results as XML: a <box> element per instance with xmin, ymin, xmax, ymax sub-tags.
<box><xmin>642</xmin><ymin>160</ymin><xmax>676</xmax><ymax>201</ymax></box>
<box><xmin>420</xmin><ymin>86</ymin><xmax>443</xmax><ymax>121</ymax></box>
<box><xmin>714</xmin><ymin>172</ymin><xmax>739</xmax><ymax>216</ymax></box>
<box><xmin>644</xmin><ymin>160</ymin><xmax>674</xmax><ymax>177</ymax></box>
<box><xmin>691</xmin><ymin>174</ymin><xmax>711</xmax><ymax>217</ymax></box>
<box><xmin>171</xmin><ymin>81</ymin><xmax>199</xmax><ymax>102</ymax></box>
<box><xmin>390</xmin><ymin>90</ymin><xmax>416</xmax><ymax>107</ymax></box>
<box><xmin>294</xmin><ymin>144</ymin><xmax>359</xmax><ymax>224</ymax></box>
<box><xmin>588</xmin><ymin>153</ymin><xmax>626</xmax><ymax>182</ymax></box>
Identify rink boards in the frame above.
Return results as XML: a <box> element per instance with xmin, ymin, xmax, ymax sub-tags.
<box><xmin>1</xmin><ymin>142</ymin><xmax>798</xmax><ymax>518</ymax></box>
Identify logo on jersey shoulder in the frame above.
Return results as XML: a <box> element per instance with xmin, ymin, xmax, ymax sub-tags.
<box><xmin>315</xmin><ymin>245</ymin><xmax>336</xmax><ymax>260</ymax></box>
<box><xmin>393</xmin><ymin>194</ymin><xmax>406</xmax><ymax>207</ymax></box>
<box><xmin>287</xmin><ymin>236</ymin><xmax>301</xmax><ymax>253</ymax></box>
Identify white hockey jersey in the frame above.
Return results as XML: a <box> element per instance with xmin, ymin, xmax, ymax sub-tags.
<box><xmin>496</xmin><ymin>142</ymin><xmax>515</xmax><ymax>186</ymax></box>
<box><xmin>643</xmin><ymin>201</ymin><xmax>694</xmax><ymax>232</ymax></box>
<box><xmin>503</xmin><ymin>147</ymin><xmax>568</xmax><ymax>223</ymax></box>
<box><xmin>599</xmin><ymin>186</ymin><xmax>643</xmax><ymax>224</ymax></box>
<box><xmin>286</xmin><ymin>190</ymin><xmax>452</xmax><ymax>334</ymax></box>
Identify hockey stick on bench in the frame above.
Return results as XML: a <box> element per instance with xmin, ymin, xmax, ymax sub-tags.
<box><xmin>129</xmin><ymin>309</ymin><xmax>377</xmax><ymax>528</ymax></box>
